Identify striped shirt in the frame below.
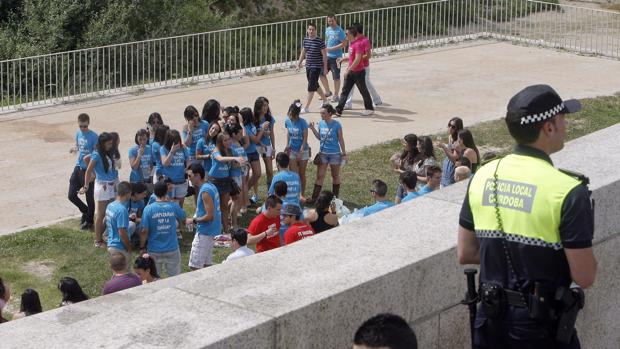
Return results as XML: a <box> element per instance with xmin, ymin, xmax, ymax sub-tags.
<box><xmin>102</xmin><ymin>273</ymin><xmax>142</xmax><ymax>295</ymax></box>
<box><xmin>303</xmin><ymin>36</ymin><xmax>326</xmax><ymax>69</ymax></box>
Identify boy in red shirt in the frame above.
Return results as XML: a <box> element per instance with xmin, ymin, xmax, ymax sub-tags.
<box><xmin>247</xmin><ymin>195</ymin><xmax>282</xmax><ymax>252</ymax></box>
<box><xmin>282</xmin><ymin>204</ymin><xmax>315</xmax><ymax>245</ymax></box>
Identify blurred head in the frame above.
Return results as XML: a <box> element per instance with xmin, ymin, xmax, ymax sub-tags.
<box><xmin>58</xmin><ymin>277</ymin><xmax>89</xmax><ymax>304</ymax></box>
<box><xmin>275</xmin><ymin>152</ymin><xmax>290</xmax><ymax>169</ymax></box>
<box><xmin>448</xmin><ymin>117</ymin><xmax>464</xmax><ymax>140</ymax></box>
<box><xmin>134</xmin><ymin>129</ymin><xmax>149</xmax><ymax>146</ymax></box>
<box><xmin>153</xmin><ymin>124</ymin><xmax>170</xmax><ymax>145</ymax></box>
<box><xmin>320</xmin><ymin>104</ymin><xmax>336</xmax><ymax>120</ymax></box>
<box><xmin>187</xmin><ymin>163</ymin><xmax>206</xmax><ymax>188</ymax></box>
<box><xmin>134</xmin><ymin>254</ymin><xmax>160</xmax><ymax>282</ymax></box>
<box><xmin>307</xmin><ymin>23</ymin><xmax>317</xmax><ymax>37</ymax></box>
<box><xmin>327</xmin><ymin>15</ymin><xmax>337</xmax><ymax>27</ymax></box>
<box><xmin>370</xmin><ymin>179</ymin><xmax>388</xmax><ymax>199</ymax></box>
<box><xmin>201</xmin><ymin>99</ymin><xmax>221</xmax><ymax>124</ymax></box>
<box><xmin>231</xmin><ymin>228</ymin><xmax>249</xmax><ymax>249</ymax></box>
<box><xmin>417</xmin><ymin>136</ymin><xmax>435</xmax><ymax>159</ymax></box>
<box><xmin>273</xmin><ymin>181</ymin><xmax>288</xmax><ymax>198</ymax></box>
<box><xmin>402</xmin><ymin>134</ymin><xmax>418</xmax><ymax>152</ymax></box>
<box><xmin>147</xmin><ymin>112</ymin><xmax>164</xmax><ymax>130</ymax></box>
<box><xmin>426</xmin><ymin>165</ymin><xmax>442</xmax><ymax>189</ymax></box>
<box><xmin>163</xmin><ymin>129</ymin><xmax>182</xmax><ymax>150</ymax></box>
<box><xmin>77</xmin><ymin>113</ymin><xmax>90</xmax><ymax>130</ymax></box>
<box><xmin>0</xmin><ymin>277</ymin><xmax>10</xmax><ymax>305</ymax></box>
<box><xmin>315</xmin><ymin>191</ymin><xmax>335</xmax><ymax>213</ymax></box>
<box><xmin>116</xmin><ymin>181</ymin><xmax>132</xmax><ymax>200</ymax></box>
<box><xmin>353</xmin><ymin>313</ymin><xmax>417</xmax><ymax>349</ymax></box>
<box><xmin>19</xmin><ymin>289</ymin><xmax>42</xmax><ymax>316</ymax></box>
<box><xmin>264</xmin><ymin>195</ymin><xmax>283</xmax><ymax>218</ymax></box>
<box><xmin>131</xmin><ymin>182</ymin><xmax>148</xmax><ymax>201</ymax></box>
<box><xmin>109</xmin><ymin>253</ymin><xmax>127</xmax><ymax>273</ymax></box>
<box><xmin>184</xmin><ymin>105</ymin><xmax>201</xmax><ymax>127</ymax></box>
<box><xmin>454</xmin><ymin>166</ymin><xmax>471</xmax><ymax>182</ymax></box>
<box><xmin>288</xmin><ymin>99</ymin><xmax>302</xmax><ymax>120</ymax></box>
<box><xmin>399</xmin><ymin>171</ymin><xmax>417</xmax><ymax>192</ymax></box>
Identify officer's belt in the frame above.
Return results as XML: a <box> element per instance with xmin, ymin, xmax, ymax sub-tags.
<box><xmin>504</xmin><ymin>288</ymin><xmax>528</xmax><ymax>308</ymax></box>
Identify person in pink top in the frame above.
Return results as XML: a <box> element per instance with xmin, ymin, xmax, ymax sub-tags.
<box><xmin>343</xmin><ymin>23</ymin><xmax>382</xmax><ymax>109</ymax></box>
<box><xmin>335</xmin><ymin>25</ymin><xmax>374</xmax><ymax>117</ymax></box>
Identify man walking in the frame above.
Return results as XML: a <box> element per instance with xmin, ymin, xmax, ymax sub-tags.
<box><xmin>68</xmin><ymin>113</ymin><xmax>97</xmax><ymax>230</ymax></box>
<box><xmin>323</xmin><ymin>15</ymin><xmax>347</xmax><ymax>103</ymax></box>
<box><xmin>296</xmin><ymin>23</ymin><xmax>328</xmax><ymax>114</ymax></box>
<box><xmin>106</xmin><ymin>181</ymin><xmax>133</xmax><ymax>270</ymax></box>
<box><xmin>343</xmin><ymin>23</ymin><xmax>382</xmax><ymax>109</ymax></box>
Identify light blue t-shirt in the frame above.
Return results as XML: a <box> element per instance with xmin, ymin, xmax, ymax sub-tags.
<box><xmin>285</xmin><ymin>117</ymin><xmax>309</xmax><ymax>152</ymax></box>
<box><xmin>160</xmin><ymin>147</ymin><xmax>190</xmax><ymax>183</ymax></box>
<box><xmin>196</xmin><ymin>183</ymin><xmax>222</xmax><ymax>236</ymax></box>
<box><xmin>147</xmin><ymin>193</ymin><xmax>174</xmax><ymax>206</ymax></box>
<box><xmin>416</xmin><ymin>185</ymin><xmax>434</xmax><ymax>197</ymax></box>
<box><xmin>182</xmin><ymin>122</ymin><xmax>207</xmax><ymax>161</ymax></box>
<box><xmin>325</xmin><ymin>25</ymin><xmax>346</xmax><ymax>58</ymax></box>
<box><xmin>230</xmin><ymin>143</ymin><xmax>247</xmax><ymax>178</ymax></box>
<box><xmin>106</xmin><ymin>200</ymin><xmax>130</xmax><ymax>250</ymax></box>
<box><xmin>208</xmin><ymin>150</ymin><xmax>231</xmax><ymax>178</ymax></box>
<box><xmin>244</xmin><ymin>124</ymin><xmax>259</xmax><ymax>154</ymax></box>
<box><xmin>259</xmin><ymin>116</ymin><xmax>275</xmax><ymax>147</ymax></box>
<box><xmin>401</xmin><ymin>191</ymin><xmax>421</xmax><ymax>203</ymax></box>
<box><xmin>141</xmin><ymin>201</ymin><xmax>186</xmax><ymax>253</ymax></box>
<box><xmin>123</xmin><ymin>199</ymin><xmax>145</xmax><ymax>217</ymax></box>
<box><xmin>362</xmin><ymin>200</ymin><xmax>396</xmax><ymax>217</ymax></box>
<box><xmin>151</xmin><ymin>141</ymin><xmax>163</xmax><ymax>178</ymax></box>
<box><xmin>319</xmin><ymin>119</ymin><xmax>342</xmax><ymax>154</ymax></box>
<box><xmin>128</xmin><ymin>145</ymin><xmax>153</xmax><ymax>183</ymax></box>
<box><xmin>91</xmin><ymin>151</ymin><xmax>118</xmax><ymax>182</ymax></box>
<box><xmin>196</xmin><ymin>137</ymin><xmax>215</xmax><ymax>172</ymax></box>
<box><xmin>75</xmin><ymin>130</ymin><xmax>98</xmax><ymax>169</ymax></box>
<box><xmin>269</xmin><ymin>170</ymin><xmax>301</xmax><ymax>207</ymax></box>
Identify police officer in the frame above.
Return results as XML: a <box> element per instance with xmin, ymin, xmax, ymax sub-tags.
<box><xmin>457</xmin><ymin>84</ymin><xmax>597</xmax><ymax>348</ymax></box>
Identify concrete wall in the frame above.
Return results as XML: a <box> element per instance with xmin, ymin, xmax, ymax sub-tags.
<box><xmin>0</xmin><ymin>124</ymin><xmax>618</xmax><ymax>348</ymax></box>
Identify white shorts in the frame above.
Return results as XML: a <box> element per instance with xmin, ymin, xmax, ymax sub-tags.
<box><xmin>170</xmin><ymin>182</ymin><xmax>188</xmax><ymax>199</ymax></box>
<box><xmin>188</xmin><ymin>234</ymin><xmax>215</xmax><ymax>269</ymax></box>
<box><xmin>94</xmin><ymin>180</ymin><xmax>118</xmax><ymax>201</ymax></box>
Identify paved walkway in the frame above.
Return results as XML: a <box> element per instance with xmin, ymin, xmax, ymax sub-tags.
<box><xmin>2</xmin><ymin>40</ymin><xmax>620</xmax><ymax>235</ymax></box>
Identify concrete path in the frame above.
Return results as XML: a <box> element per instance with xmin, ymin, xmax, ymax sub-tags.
<box><xmin>1</xmin><ymin>40</ymin><xmax>619</xmax><ymax>235</ymax></box>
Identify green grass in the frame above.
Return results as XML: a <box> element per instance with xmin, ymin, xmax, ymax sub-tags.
<box><xmin>0</xmin><ymin>93</ymin><xmax>618</xmax><ymax>317</ymax></box>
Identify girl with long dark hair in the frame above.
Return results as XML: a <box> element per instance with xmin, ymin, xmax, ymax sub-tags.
<box><xmin>134</xmin><ymin>254</ymin><xmax>160</xmax><ymax>284</ymax></box>
<box><xmin>253</xmin><ymin>97</ymin><xmax>276</xmax><ymax>192</ymax></box>
<box><xmin>436</xmin><ymin>117</ymin><xmax>464</xmax><ymax>187</ymax></box>
<box><xmin>151</xmin><ymin>125</ymin><xmax>170</xmax><ymax>182</ymax></box>
<box><xmin>12</xmin><ymin>289</ymin><xmax>42</xmax><ymax>319</ymax></box>
<box><xmin>285</xmin><ymin>99</ymin><xmax>311</xmax><ymax>200</ymax></box>
<box><xmin>161</xmin><ymin>129</ymin><xmax>190</xmax><ymax>208</ymax></box>
<box><xmin>182</xmin><ymin>105</ymin><xmax>209</xmax><ymax>163</ymax></box>
<box><xmin>305</xmin><ymin>191</ymin><xmax>339</xmax><ymax>233</ymax></box>
<box><xmin>226</xmin><ymin>123</ymin><xmax>248</xmax><ymax>229</ymax></box>
<box><xmin>393</xmin><ymin>134</ymin><xmax>419</xmax><ymax>203</ymax></box>
<box><xmin>146</xmin><ymin>112</ymin><xmax>164</xmax><ymax>143</ymax></box>
<box><xmin>241</xmin><ymin>107</ymin><xmax>270</xmax><ymax>205</ymax></box>
<box><xmin>201</xmin><ymin>99</ymin><xmax>221</xmax><ymax>125</ymax></box>
<box><xmin>129</xmin><ymin>129</ymin><xmax>153</xmax><ymax>185</ymax></box>
<box><xmin>456</xmin><ymin>129</ymin><xmax>480</xmax><ymax>173</ymax></box>
<box><xmin>196</xmin><ymin>122</ymin><xmax>221</xmax><ymax>174</ymax></box>
<box><xmin>83</xmin><ymin>132</ymin><xmax>119</xmax><ymax>248</ymax></box>
<box><xmin>58</xmin><ymin>277</ymin><xmax>89</xmax><ymax>306</ymax></box>
<box><xmin>413</xmin><ymin>136</ymin><xmax>438</xmax><ymax>190</ymax></box>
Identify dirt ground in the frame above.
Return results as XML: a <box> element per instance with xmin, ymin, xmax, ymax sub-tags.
<box><xmin>1</xmin><ymin>40</ymin><xmax>620</xmax><ymax>235</ymax></box>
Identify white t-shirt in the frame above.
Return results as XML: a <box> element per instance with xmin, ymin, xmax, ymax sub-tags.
<box><xmin>225</xmin><ymin>246</ymin><xmax>255</xmax><ymax>262</ymax></box>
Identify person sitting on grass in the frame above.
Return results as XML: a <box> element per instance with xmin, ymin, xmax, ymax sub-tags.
<box><xmin>399</xmin><ymin>171</ymin><xmax>419</xmax><ymax>204</ymax></box>
<box><xmin>134</xmin><ymin>254</ymin><xmax>161</xmax><ymax>284</ymax></box>
<box><xmin>283</xmin><ymin>204</ymin><xmax>315</xmax><ymax>245</ymax></box>
<box><xmin>102</xmin><ymin>253</ymin><xmax>142</xmax><ymax>295</ymax></box>
<box><xmin>225</xmin><ymin>228</ymin><xmax>255</xmax><ymax>262</ymax></box>
<box><xmin>247</xmin><ymin>195</ymin><xmax>282</xmax><ymax>253</ymax></box>
<box><xmin>11</xmin><ymin>289</ymin><xmax>42</xmax><ymax>320</ymax></box>
<box><xmin>362</xmin><ymin>179</ymin><xmax>395</xmax><ymax>217</ymax></box>
<box><xmin>305</xmin><ymin>190</ymin><xmax>339</xmax><ymax>233</ymax></box>
<box><xmin>454</xmin><ymin>166</ymin><xmax>471</xmax><ymax>183</ymax></box>
<box><xmin>58</xmin><ymin>277</ymin><xmax>89</xmax><ymax>306</ymax></box>
<box><xmin>416</xmin><ymin>165</ymin><xmax>442</xmax><ymax>197</ymax></box>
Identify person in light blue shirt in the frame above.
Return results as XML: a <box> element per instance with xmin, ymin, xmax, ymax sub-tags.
<box><xmin>182</xmin><ymin>106</ymin><xmax>208</xmax><ymax>162</ymax></box>
<box><xmin>68</xmin><ymin>113</ymin><xmax>98</xmax><ymax>231</ymax></box>
<box><xmin>399</xmin><ymin>171</ymin><xmax>420</xmax><ymax>204</ymax></box>
<box><xmin>308</xmin><ymin>104</ymin><xmax>347</xmax><ymax>203</ymax></box>
<box><xmin>254</xmin><ymin>97</ymin><xmax>276</xmax><ymax>192</ymax></box>
<box><xmin>324</xmin><ymin>15</ymin><xmax>347</xmax><ymax>102</ymax></box>
<box><xmin>415</xmin><ymin>165</ymin><xmax>442</xmax><ymax>198</ymax></box>
<box><xmin>195</xmin><ymin>122</ymin><xmax>220</xmax><ymax>173</ymax></box>
<box><xmin>187</xmin><ymin>163</ymin><xmax>222</xmax><ymax>270</ymax></box>
<box><xmin>140</xmin><ymin>181</ymin><xmax>187</xmax><ymax>277</ymax></box>
<box><xmin>362</xmin><ymin>179</ymin><xmax>396</xmax><ymax>217</ymax></box>
<box><xmin>128</xmin><ymin>129</ymin><xmax>153</xmax><ymax>184</ymax></box>
<box><xmin>160</xmin><ymin>129</ymin><xmax>190</xmax><ymax>208</ymax></box>
<box><xmin>105</xmin><ymin>182</ymin><xmax>133</xmax><ymax>270</ymax></box>
<box><xmin>151</xmin><ymin>124</ymin><xmax>170</xmax><ymax>181</ymax></box>
<box><xmin>241</xmin><ymin>107</ymin><xmax>270</xmax><ymax>206</ymax></box>
<box><xmin>284</xmin><ymin>100</ymin><xmax>310</xmax><ymax>199</ymax></box>
<box><xmin>269</xmin><ymin>152</ymin><xmax>301</xmax><ymax>208</ymax></box>
<box><xmin>83</xmin><ymin>132</ymin><xmax>120</xmax><ymax>248</ymax></box>
<box><xmin>226</xmin><ymin>123</ymin><xmax>248</xmax><ymax>230</ymax></box>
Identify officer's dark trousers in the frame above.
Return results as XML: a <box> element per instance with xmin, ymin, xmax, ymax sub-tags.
<box><xmin>336</xmin><ymin>70</ymin><xmax>374</xmax><ymax>112</ymax></box>
<box><xmin>68</xmin><ymin>166</ymin><xmax>94</xmax><ymax>224</ymax></box>
<box><xmin>474</xmin><ymin>318</ymin><xmax>581</xmax><ymax>349</ymax></box>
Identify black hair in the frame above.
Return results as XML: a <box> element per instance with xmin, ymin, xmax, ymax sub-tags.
<box><xmin>426</xmin><ymin>165</ymin><xmax>442</xmax><ymax>178</ymax></box>
<box><xmin>201</xmin><ymin>99</ymin><xmax>221</xmax><ymax>124</ymax></box>
<box><xmin>215</xmin><ymin>133</ymin><xmax>231</xmax><ymax>157</ymax></box>
<box><xmin>458</xmin><ymin>129</ymin><xmax>480</xmax><ymax>164</ymax></box>
<box><xmin>288</xmin><ymin>99</ymin><xmax>302</xmax><ymax>120</ymax></box>
<box><xmin>308</xmin><ymin>22</ymin><xmax>317</xmax><ymax>29</ymax></box>
<box><xmin>77</xmin><ymin>113</ymin><xmax>90</xmax><ymax>123</ymax></box>
<box><xmin>116</xmin><ymin>181</ymin><xmax>132</xmax><ymax>197</ymax></box>
<box><xmin>274</xmin><ymin>181</ymin><xmax>288</xmax><ymax>198</ymax></box>
<box><xmin>58</xmin><ymin>277</ymin><xmax>89</xmax><ymax>304</ymax></box>
<box><xmin>239</xmin><ymin>107</ymin><xmax>253</xmax><ymax>126</ymax></box>
<box><xmin>189</xmin><ymin>163</ymin><xmax>206</xmax><ymax>180</ymax></box>
<box><xmin>253</xmin><ymin>96</ymin><xmax>273</xmax><ymax>127</ymax></box>
<box><xmin>163</xmin><ymin>129</ymin><xmax>182</xmax><ymax>151</ymax></box>
<box><xmin>418</xmin><ymin>136</ymin><xmax>435</xmax><ymax>159</ymax></box>
<box><xmin>205</xmin><ymin>122</ymin><xmax>221</xmax><ymax>144</ymax></box>
<box><xmin>153</xmin><ymin>181</ymin><xmax>168</xmax><ymax>198</ymax></box>
<box><xmin>321</xmin><ymin>104</ymin><xmax>336</xmax><ymax>115</ymax></box>
<box><xmin>96</xmin><ymin>132</ymin><xmax>114</xmax><ymax>173</ymax></box>
<box><xmin>184</xmin><ymin>105</ymin><xmax>200</xmax><ymax>121</ymax></box>
<box><xmin>0</xmin><ymin>277</ymin><xmax>5</xmax><ymax>300</ymax></box>
<box><xmin>448</xmin><ymin>117</ymin><xmax>464</xmax><ymax>142</ymax></box>
<box><xmin>265</xmin><ymin>195</ymin><xmax>283</xmax><ymax>209</ymax></box>
<box><xmin>353</xmin><ymin>22</ymin><xmax>364</xmax><ymax>34</ymax></box>
<box><xmin>458</xmin><ymin>156</ymin><xmax>472</xmax><ymax>169</ymax></box>
<box><xmin>399</xmin><ymin>171</ymin><xmax>418</xmax><ymax>191</ymax></box>
<box><xmin>505</xmin><ymin>116</ymin><xmax>546</xmax><ymax>144</ymax></box>
<box><xmin>131</xmin><ymin>182</ymin><xmax>148</xmax><ymax>195</ymax></box>
<box><xmin>315</xmin><ymin>190</ymin><xmax>335</xmax><ymax>213</ymax></box>
<box><xmin>231</xmin><ymin>228</ymin><xmax>249</xmax><ymax>246</ymax></box>
<box><xmin>147</xmin><ymin>112</ymin><xmax>163</xmax><ymax>126</ymax></box>
<box><xmin>110</xmin><ymin>132</ymin><xmax>121</xmax><ymax>161</ymax></box>
<box><xmin>346</xmin><ymin>25</ymin><xmax>359</xmax><ymax>36</ymax></box>
<box><xmin>19</xmin><ymin>289</ymin><xmax>42</xmax><ymax>316</ymax></box>
<box><xmin>134</xmin><ymin>129</ymin><xmax>149</xmax><ymax>145</ymax></box>
<box><xmin>223</xmin><ymin>106</ymin><xmax>239</xmax><ymax>116</ymax></box>
<box><xmin>224</xmin><ymin>123</ymin><xmax>243</xmax><ymax>137</ymax></box>
<box><xmin>371</xmin><ymin>179</ymin><xmax>388</xmax><ymax>197</ymax></box>
<box><xmin>134</xmin><ymin>255</ymin><xmax>160</xmax><ymax>279</ymax></box>
<box><xmin>400</xmin><ymin>134</ymin><xmax>420</xmax><ymax>167</ymax></box>
<box><xmin>110</xmin><ymin>252</ymin><xmax>127</xmax><ymax>272</ymax></box>
<box><xmin>275</xmin><ymin>152</ymin><xmax>290</xmax><ymax>169</ymax></box>
<box><xmin>153</xmin><ymin>124</ymin><xmax>170</xmax><ymax>145</ymax></box>
<box><xmin>353</xmin><ymin>313</ymin><xmax>418</xmax><ymax>349</ymax></box>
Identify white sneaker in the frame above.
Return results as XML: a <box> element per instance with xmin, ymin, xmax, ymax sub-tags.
<box><xmin>330</xmin><ymin>95</ymin><xmax>340</xmax><ymax>103</ymax></box>
<box><xmin>301</xmin><ymin>107</ymin><xmax>310</xmax><ymax>114</ymax></box>
<box><xmin>344</xmin><ymin>104</ymin><xmax>352</xmax><ymax>110</ymax></box>
<box><xmin>374</xmin><ymin>101</ymin><xmax>383</xmax><ymax>107</ymax></box>
<box><xmin>361</xmin><ymin>109</ymin><xmax>374</xmax><ymax>116</ymax></box>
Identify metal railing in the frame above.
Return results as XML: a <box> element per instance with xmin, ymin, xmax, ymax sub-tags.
<box><xmin>0</xmin><ymin>0</ymin><xmax>618</xmax><ymax>112</ymax></box>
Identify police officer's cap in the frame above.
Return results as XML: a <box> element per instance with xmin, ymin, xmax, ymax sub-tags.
<box><xmin>506</xmin><ymin>84</ymin><xmax>581</xmax><ymax>126</ymax></box>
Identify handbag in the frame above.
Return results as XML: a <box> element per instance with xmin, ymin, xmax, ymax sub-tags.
<box><xmin>313</xmin><ymin>152</ymin><xmax>322</xmax><ymax>166</ymax></box>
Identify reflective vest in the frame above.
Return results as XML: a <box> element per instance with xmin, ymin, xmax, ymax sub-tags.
<box><xmin>468</xmin><ymin>154</ymin><xmax>581</xmax><ymax>249</ymax></box>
